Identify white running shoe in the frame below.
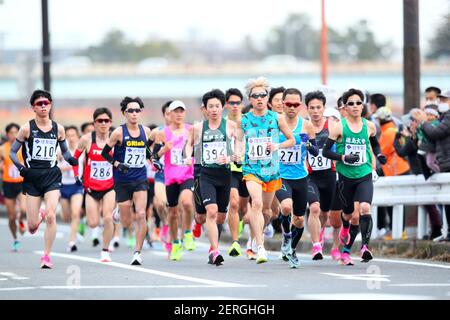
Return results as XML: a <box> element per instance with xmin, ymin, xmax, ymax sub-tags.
<box><xmin>100</xmin><ymin>250</ymin><xmax>112</xmax><ymax>262</ymax></box>
<box><xmin>256</xmin><ymin>246</ymin><xmax>268</xmax><ymax>264</ymax></box>
<box><xmin>112</xmin><ymin>207</ymin><xmax>120</xmax><ymax>224</ymax></box>
<box><xmin>131</xmin><ymin>251</ymin><xmax>143</xmax><ymax>265</ymax></box>
<box><xmin>264</xmin><ymin>224</ymin><xmax>274</xmax><ymax>238</ymax></box>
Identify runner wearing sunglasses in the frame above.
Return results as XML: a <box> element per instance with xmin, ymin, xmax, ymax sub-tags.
<box><xmin>73</xmin><ymin>108</ymin><xmax>116</xmax><ymax>262</ymax></box>
<box><xmin>9</xmin><ymin>89</ymin><xmax>79</xmax><ymax>268</ymax></box>
<box><xmin>323</xmin><ymin>88</ymin><xmax>387</xmax><ymax>265</ymax></box>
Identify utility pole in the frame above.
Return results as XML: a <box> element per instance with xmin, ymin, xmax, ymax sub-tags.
<box><xmin>403</xmin><ymin>0</ymin><xmax>420</xmax><ymax>113</ymax></box>
<box><xmin>42</xmin><ymin>0</ymin><xmax>51</xmax><ymax>92</ymax></box>
<box><xmin>320</xmin><ymin>0</ymin><xmax>328</xmax><ymax>85</ymax></box>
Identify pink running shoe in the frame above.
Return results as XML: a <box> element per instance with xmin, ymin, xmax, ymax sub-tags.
<box><xmin>319</xmin><ymin>228</ymin><xmax>325</xmax><ymax>247</ymax></box>
<box><xmin>164</xmin><ymin>242</ymin><xmax>172</xmax><ymax>254</ymax></box>
<box><xmin>340</xmin><ymin>252</ymin><xmax>354</xmax><ymax>266</ymax></box>
<box><xmin>40</xmin><ymin>254</ymin><xmax>53</xmax><ymax>269</ymax></box>
<box><xmin>29</xmin><ymin>209</ymin><xmax>46</xmax><ymax>235</ymax></box>
<box><xmin>160</xmin><ymin>225</ymin><xmax>169</xmax><ymax>244</ymax></box>
<box><xmin>208</xmin><ymin>250</ymin><xmax>224</xmax><ymax>266</ymax></box>
<box><xmin>360</xmin><ymin>245</ymin><xmax>374</xmax><ymax>263</ymax></box>
<box><xmin>311</xmin><ymin>244</ymin><xmax>323</xmax><ymax>260</ymax></box>
<box><xmin>339</xmin><ymin>226</ymin><xmax>350</xmax><ymax>246</ymax></box>
<box><xmin>192</xmin><ymin>222</ymin><xmax>202</xmax><ymax>238</ymax></box>
<box><xmin>330</xmin><ymin>247</ymin><xmax>341</xmax><ymax>261</ymax></box>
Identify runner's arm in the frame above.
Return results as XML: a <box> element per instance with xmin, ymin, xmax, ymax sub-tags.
<box><xmin>9</xmin><ymin>124</ymin><xmax>29</xmax><ymax>175</ymax></box>
<box><xmin>304</xmin><ymin>121</ymin><xmax>319</xmax><ymax>156</ymax></box>
<box><xmin>368</xmin><ymin>121</ymin><xmax>387</xmax><ymax>165</ymax></box>
<box><xmin>278</xmin><ymin>115</ymin><xmax>295</xmax><ymax>149</ymax></box>
<box><xmin>322</xmin><ymin>121</ymin><xmax>358</xmax><ymax>163</ymax></box>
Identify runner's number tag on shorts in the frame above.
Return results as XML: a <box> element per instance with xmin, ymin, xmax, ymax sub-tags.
<box><xmin>90</xmin><ymin>161</ymin><xmax>113</xmax><ymax>180</ymax></box>
<box><xmin>203</xmin><ymin>142</ymin><xmax>226</xmax><ymax>164</ymax></box>
<box><xmin>32</xmin><ymin>138</ymin><xmax>57</xmax><ymax>161</ymax></box>
<box><xmin>344</xmin><ymin>144</ymin><xmax>367</xmax><ymax>166</ymax></box>
<box><xmin>308</xmin><ymin>149</ymin><xmax>331</xmax><ymax>171</ymax></box>
<box><xmin>170</xmin><ymin>148</ymin><xmax>185</xmax><ymax>166</ymax></box>
<box><xmin>124</xmin><ymin>147</ymin><xmax>145</xmax><ymax>168</ymax></box>
<box><xmin>280</xmin><ymin>145</ymin><xmax>301</xmax><ymax>165</ymax></box>
<box><xmin>248</xmin><ymin>137</ymin><xmax>272</xmax><ymax>161</ymax></box>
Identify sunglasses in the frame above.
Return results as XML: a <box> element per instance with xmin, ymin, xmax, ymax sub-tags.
<box><xmin>125</xmin><ymin>108</ymin><xmax>142</xmax><ymax>114</ymax></box>
<box><xmin>284</xmin><ymin>102</ymin><xmax>301</xmax><ymax>108</ymax></box>
<box><xmin>33</xmin><ymin>100</ymin><xmax>50</xmax><ymax>107</ymax></box>
<box><xmin>346</xmin><ymin>101</ymin><xmax>363</xmax><ymax>106</ymax></box>
<box><xmin>95</xmin><ymin>118</ymin><xmax>112</xmax><ymax>124</ymax></box>
<box><xmin>228</xmin><ymin>101</ymin><xmax>241</xmax><ymax>106</ymax></box>
<box><xmin>250</xmin><ymin>93</ymin><xmax>268</xmax><ymax>99</ymax></box>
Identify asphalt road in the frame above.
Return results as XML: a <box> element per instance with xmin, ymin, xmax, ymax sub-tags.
<box><xmin>0</xmin><ymin>218</ymin><xmax>449</xmax><ymax>300</ymax></box>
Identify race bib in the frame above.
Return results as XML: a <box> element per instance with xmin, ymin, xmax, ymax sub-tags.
<box><xmin>308</xmin><ymin>149</ymin><xmax>332</xmax><ymax>171</ymax></box>
<box><xmin>170</xmin><ymin>148</ymin><xmax>185</xmax><ymax>166</ymax></box>
<box><xmin>124</xmin><ymin>147</ymin><xmax>145</xmax><ymax>168</ymax></box>
<box><xmin>202</xmin><ymin>142</ymin><xmax>227</xmax><ymax>164</ymax></box>
<box><xmin>90</xmin><ymin>161</ymin><xmax>113</xmax><ymax>180</ymax></box>
<box><xmin>279</xmin><ymin>145</ymin><xmax>302</xmax><ymax>165</ymax></box>
<box><xmin>344</xmin><ymin>144</ymin><xmax>367</xmax><ymax>166</ymax></box>
<box><xmin>8</xmin><ymin>165</ymin><xmax>20</xmax><ymax>179</ymax></box>
<box><xmin>247</xmin><ymin>137</ymin><xmax>272</xmax><ymax>161</ymax></box>
<box><xmin>32</xmin><ymin>138</ymin><xmax>57</xmax><ymax>161</ymax></box>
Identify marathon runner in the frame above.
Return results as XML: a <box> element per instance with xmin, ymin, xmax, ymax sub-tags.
<box><xmin>0</xmin><ymin>123</ymin><xmax>26</xmax><ymax>251</ymax></box>
<box><xmin>241</xmin><ymin>77</ymin><xmax>295</xmax><ymax>264</ymax></box>
<box><xmin>323</xmin><ymin>88</ymin><xmax>387</xmax><ymax>265</ymax></box>
<box><xmin>10</xmin><ymin>89</ymin><xmax>79</xmax><ymax>268</ymax></box>
<box><xmin>101</xmin><ymin>97</ymin><xmax>156</xmax><ymax>265</ymax></box>
<box><xmin>74</xmin><ymin>108</ymin><xmax>116</xmax><ymax>262</ymax></box>
<box><xmin>275</xmin><ymin>88</ymin><xmax>318</xmax><ymax>268</ymax></box>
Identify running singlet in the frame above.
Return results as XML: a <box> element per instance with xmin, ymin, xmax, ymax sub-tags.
<box><xmin>113</xmin><ymin>124</ymin><xmax>147</xmax><ymax>183</ymax></box>
<box><xmin>85</xmin><ymin>132</ymin><xmax>114</xmax><ymax>191</ymax></box>
<box><xmin>2</xmin><ymin>141</ymin><xmax>23</xmax><ymax>183</ymax></box>
<box><xmin>242</xmin><ymin>110</ymin><xmax>279</xmax><ymax>182</ymax></box>
<box><xmin>163</xmin><ymin>124</ymin><xmax>193</xmax><ymax>185</ymax></box>
<box><xmin>201</xmin><ymin>118</ymin><xmax>231</xmax><ymax>169</ymax></box>
<box><xmin>336</xmin><ymin>118</ymin><xmax>373</xmax><ymax>179</ymax></box>
<box><xmin>23</xmin><ymin>120</ymin><xmax>58</xmax><ymax>169</ymax></box>
<box><xmin>279</xmin><ymin>117</ymin><xmax>308</xmax><ymax>180</ymax></box>
<box><xmin>307</xmin><ymin>118</ymin><xmax>336</xmax><ymax>174</ymax></box>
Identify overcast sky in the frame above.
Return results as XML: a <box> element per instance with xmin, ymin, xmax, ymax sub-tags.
<box><xmin>0</xmin><ymin>0</ymin><xmax>448</xmax><ymax>54</ymax></box>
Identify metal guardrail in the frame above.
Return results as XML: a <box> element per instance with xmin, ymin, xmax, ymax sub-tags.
<box><xmin>372</xmin><ymin>173</ymin><xmax>450</xmax><ymax>239</ymax></box>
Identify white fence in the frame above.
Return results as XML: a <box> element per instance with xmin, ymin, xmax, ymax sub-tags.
<box><xmin>372</xmin><ymin>173</ymin><xmax>450</xmax><ymax>239</ymax></box>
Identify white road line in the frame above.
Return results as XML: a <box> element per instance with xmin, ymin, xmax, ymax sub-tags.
<box><xmin>389</xmin><ymin>283</ymin><xmax>450</xmax><ymax>287</ymax></box>
<box><xmin>39</xmin><ymin>285</ymin><xmax>218</xmax><ymax>289</ymax></box>
<box><xmin>0</xmin><ymin>272</ymin><xmax>29</xmax><ymax>280</ymax></box>
<box><xmin>34</xmin><ymin>251</ymin><xmax>266</xmax><ymax>289</ymax></box>
<box><xmin>0</xmin><ymin>287</ymin><xmax>35</xmax><ymax>292</ymax></box>
<box><xmin>295</xmin><ymin>293</ymin><xmax>434</xmax><ymax>300</ymax></box>
<box><xmin>147</xmin><ymin>296</ymin><xmax>251</xmax><ymax>300</ymax></box>
<box><xmin>321</xmin><ymin>272</ymin><xmax>391</xmax><ymax>282</ymax></box>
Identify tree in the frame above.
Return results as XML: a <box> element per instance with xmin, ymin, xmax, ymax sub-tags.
<box><xmin>427</xmin><ymin>12</ymin><xmax>450</xmax><ymax>59</ymax></box>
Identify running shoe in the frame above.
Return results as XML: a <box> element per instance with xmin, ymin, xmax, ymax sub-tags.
<box><xmin>78</xmin><ymin>219</ymin><xmax>86</xmax><ymax>236</ymax></box>
<box><xmin>18</xmin><ymin>220</ymin><xmax>26</xmax><ymax>235</ymax></box>
<box><xmin>256</xmin><ymin>246</ymin><xmax>268</xmax><ymax>264</ymax></box>
<box><xmin>67</xmin><ymin>241</ymin><xmax>78</xmax><ymax>253</ymax></box>
<box><xmin>101</xmin><ymin>250</ymin><xmax>112</xmax><ymax>263</ymax></box>
<box><xmin>170</xmin><ymin>242</ymin><xmax>183</xmax><ymax>261</ymax></box>
<box><xmin>11</xmin><ymin>240</ymin><xmax>20</xmax><ymax>252</ymax></box>
<box><xmin>164</xmin><ymin>242</ymin><xmax>172</xmax><ymax>254</ymax></box>
<box><xmin>183</xmin><ymin>232</ymin><xmax>196</xmax><ymax>251</ymax></box>
<box><xmin>287</xmin><ymin>250</ymin><xmax>300</xmax><ymax>269</ymax></box>
<box><xmin>126</xmin><ymin>236</ymin><xmax>136</xmax><ymax>249</ymax></box>
<box><xmin>131</xmin><ymin>251</ymin><xmax>143</xmax><ymax>265</ymax></box>
<box><xmin>112</xmin><ymin>207</ymin><xmax>120</xmax><ymax>224</ymax></box>
<box><xmin>92</xmin><ymin>238</ymin><xmax>100</xmax><ymax>247</ymax></box>
<box><xmin>340</xmin><ymin>252</ymin><xmax>354</xmax><ymax>266</ymax></box>
<box><xmin>339</xmin><ymin>226</ymin><xmax>351</xmax><ymax>246</ymax></box>
<box><xmin>152</xmin><ymin>227</ymin><xmax>161</xmax><ymax>241</ymax></box>
<box><xmin>40</xmin><ymin>254</ymin><xmax>53</xmax><ymax>269</ymax></box>
<box><xmin>264</xmin><ymin>224</ymin><xmax>274</xmax><ymax>238</ymax></box>
<box><xmin>160</xmin><ymin>225</ymin><xmax>169</xmax><ymax>244</ymax></box>
<box><xmin>312</xmin><ymin>244</ymin><xmax>323</xmax><ymax>260</ymax></box>
<box><xmin>246</xmin><ymin>249</ymin><xmax>257</xmax><ymax>260</ymax></box>
<box><xmin>360</xmin><ymin>245</ymin><xmax>374</xmax><ymax>263</ymax></box>
<box><xmin>29</xmin><ymin>209</ymin><xmax>46</xmax><ymax>235</ymax></box>
<box><xmin>228</xmin><ymin>241</ymin><xmax>242</xmax><ymax>257</ymax></box>
<box><xmin>208</xmin><ymin>250</ymin><xmax>224</xmax><ymax>266</ymax></box>
<box><xmin>192</xmin><ymin>222</ymin><xmax>202</xmax><ymax>238</ymax></box>
<box><xmin>112</xmin><ymin>236</ymin><xmax>120</xmax><ymax>248</ymax></box>
<box><xmin>281</xmin><ymin>233</ymin><xmax>293</xmax><ymax>259</ymax></box>
<box><xmin>330</xmin><ymin>247</ymin><xmax>341</xmax><ymax>261</ymax></box>
<box><xmin>319</xmin><ymin>227</ymin><xmax>325</xmax><ymax>247</ymax></box>
<box><xmin>238</xmin><ymin>220</ymin><xmax>244</xmax><ymax>239</ymax></box>
<box><xmin>251</xmin><ymin>238</ymin><xmax>258</xmax><ymax>254</ymax></box>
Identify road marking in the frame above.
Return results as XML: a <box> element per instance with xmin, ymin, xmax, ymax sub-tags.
<box><xmin>0</xmin><ymin>287</ymin><xmax>35</xmax><ymax>292</ymax></box>
<box><xmin>0</xmin><ymin>278</ymin><xmax>8</xmax><ymax>281</ymax></box>
<box><xmin>34</xmin><ymin>251</ymin><xmax>266</xmax><ymax>289</ymax></box>
<box><xmin>322</xmin><ymin>272</ymin><xmax>391</xmax><ymax>282</ymax></box>
<box><xmin>147</xmin><ymin>296</ymin><xmax>251</xmax><ymax>300</ymax></box>
<box><xmin>0</xmin><ymin>272</ymin><xmax>29</xmax><ymax>280</ymax></box>
<box><xmin>295</xmin><ymin>293</ymin><xmax>434</xmax><ymax>300</ymax></box>
<box><xmin>0</xmin><ymin>285</ymin><xmax>252</xmax><ymax>292</ymax></box>
<box><xmin>389</xmin><ymin>283</ymin><xmax>450</xmax><ymax>287</ymax></box>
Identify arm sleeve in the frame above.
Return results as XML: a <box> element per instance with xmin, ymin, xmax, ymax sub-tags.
<box><xmin>146</xmin><ymin>139</ymin><xmax>154</xmax><ymax>159</ymax></box>
<box><xmin>58</xmin><ymin>140</ymin><xmax>74</xmax><ymax>162</ymax></box>
<box><xmin>369</xmin><ymin>135</ymin><xmax>382</xmax><ymax>156</ymax></box>
<box><xmin>322</xmin><ymin>138</ymin><xmax>342</xmax><ymax>162</ymax></box>
<box><xmin>9</xmin><ymin>139</ymin><xmax>25</xmax><ymax>170</ymax></box>
<box><xmin>306</xmin><ymin>138</ymin><xmax>319</xmax><ymax>156</ymax></box>
<box><xmin>101</xmin><ymin>144</ymin><xmax>115</xmax><ymax>164</ymax></box>
<box><xmin>152</xmin><ymin>143</ymin><xmax>163</xmax><ymax>160</ymax></box>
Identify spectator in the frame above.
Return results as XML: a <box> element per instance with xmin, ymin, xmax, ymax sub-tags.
<box><xmin>424</xmin><ymin>86</ymin><xmax>441</xmax><ymax>107</ymax></box>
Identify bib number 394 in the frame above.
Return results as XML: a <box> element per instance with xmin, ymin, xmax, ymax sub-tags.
<box><xmin>203</xmin><ymin>142</ymin><xmax>226</xmax><ymax>164</ymax></box>
<box><xmin>124</xmin><ymin>147</ymin><xmax>145</xmax><ymax>168</ymax></box>
<box><xmin>248</xmin><ymin>137</ymin><xmax>271</xmax><ymax>161</ymax></box>
<box><xmin>32</xmin><ymin>138</ymin><xmax>57</xmax><ymax>161</ymax></box>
